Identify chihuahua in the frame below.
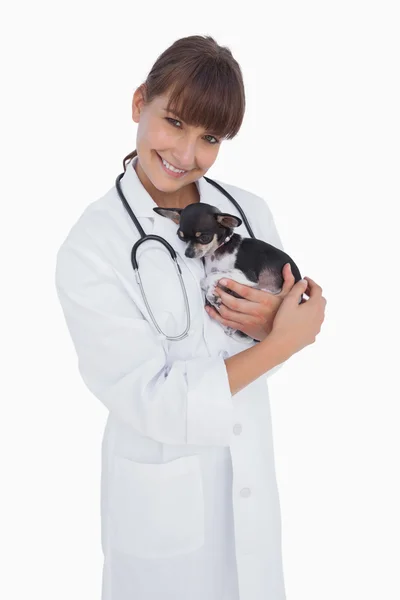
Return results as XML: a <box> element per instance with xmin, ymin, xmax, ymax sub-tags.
<box><xmin>153</xmin><ymin>202</ymin><xmax>303</xmax><ymax>342</ymax></box>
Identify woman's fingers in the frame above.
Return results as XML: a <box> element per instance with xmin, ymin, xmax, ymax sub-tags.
<box><xmin>279</xmin><ymin>263</ymin><xmax>296</xmax><ymax>296</ymax></box>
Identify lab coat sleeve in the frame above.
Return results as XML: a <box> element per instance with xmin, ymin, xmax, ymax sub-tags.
<box><xmin>55</xmin><ymin>238</ymin><xmax>234</xmax><ymax>447</ymax></box>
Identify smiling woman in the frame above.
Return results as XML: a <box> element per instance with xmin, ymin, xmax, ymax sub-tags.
<box><xmin>55</xmin><ymin>33</ymin><xmax>317</xmax><ymax>600</ymax></box>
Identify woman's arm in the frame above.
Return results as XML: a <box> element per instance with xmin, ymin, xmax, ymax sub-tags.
<box><xmin>224</xmin><ymin>333</ymin><xmax>289</xmax><ymax>396</ymax></box>
<box><xmin>55</xmin><ymin>237</ymin><xmax>235</xmax><ymax>447</ymax></box>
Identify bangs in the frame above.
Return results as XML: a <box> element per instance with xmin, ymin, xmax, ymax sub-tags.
<box><xmin>162</xmin><ymin>61</ymin><xmax>245</xmax><ymax>140</ymax></box>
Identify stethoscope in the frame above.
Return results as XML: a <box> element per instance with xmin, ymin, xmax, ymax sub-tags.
<box><xmin>115</xmin><ymin>170</ymin><xmax>256</xmax><ymax>341</ymax></box>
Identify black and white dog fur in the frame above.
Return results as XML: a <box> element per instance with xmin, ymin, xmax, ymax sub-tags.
<box><xmin>153</xmin><ymin>202</ymin><xmax>303</xmax><ymax>342</ymax></box>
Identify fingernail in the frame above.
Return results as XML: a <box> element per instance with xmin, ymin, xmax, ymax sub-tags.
<box><xmin>287</xmin><ymin>263</ymin><xmax>291</xmax><ymax>272</ymax></box>
<box><xmin>220</xmin><ymin>279</ymin><xmax>227</xmax><ymax>285</ymax></box>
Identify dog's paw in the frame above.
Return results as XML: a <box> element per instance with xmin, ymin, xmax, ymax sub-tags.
<box><xmin>221</xmin><ymin>325</ymin><xmax>237</xmax><ymax>337</ymax></box>
<box><xmin>206</xmin><ymin>292</ymin><xmax>222</xmax><ymax>309</ymax></box>
<box><xmin>219</xmin><ymin>324</ymin><xmax>254</xmax><ymax>343</ymax></box>
<box><xmin>205</xmin><ymin>285</ymin><xmax>223</xmax><ymax>308</ymax></box>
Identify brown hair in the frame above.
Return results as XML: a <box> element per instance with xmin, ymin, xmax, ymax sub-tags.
<box><xmin>122</xmin><ymin>35</ymin><xmax>246</xmax><ymax>172</ymax></box>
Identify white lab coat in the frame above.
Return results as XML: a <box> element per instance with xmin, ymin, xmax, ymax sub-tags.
<box><xmin>55</xmin><ymin>156</ymin><xmax>287</xmax><ymax>600</ymax></box>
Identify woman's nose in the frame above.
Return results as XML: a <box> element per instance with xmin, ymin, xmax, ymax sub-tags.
<box><xmin>172</xmin><ymin>140</ymin><xmax>198</xmax><ymax>170</ymax></box>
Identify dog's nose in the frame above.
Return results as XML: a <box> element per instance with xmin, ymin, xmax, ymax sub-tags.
<box><xmin>185</xmin><ymin>247</ymin><xmax>195</xmax><ymax>258</ymax></box>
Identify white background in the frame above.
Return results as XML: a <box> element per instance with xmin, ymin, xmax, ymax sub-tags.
<box><xmin>1</xmin><ymin>1</ymin><xmax>399</xmax><ymax>598</ymax></box>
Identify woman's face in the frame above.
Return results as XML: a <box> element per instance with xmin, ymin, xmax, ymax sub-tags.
<box><xmin>131</xmin><ymin>87</ymin><xmax>223</xmax><ymax>193</ymax></box>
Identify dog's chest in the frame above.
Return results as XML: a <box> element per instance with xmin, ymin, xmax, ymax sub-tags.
<box><xmin>204</xmin><ymin>249</ymin><xmax>237</xmax><ymax>275</ymax></box>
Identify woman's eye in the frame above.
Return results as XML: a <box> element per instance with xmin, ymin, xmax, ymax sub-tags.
<box><xmin>204</xmin><ymin>135</ymin><xmax>219</xmax><ymax>145</ymax></box>
<box><xmin>166</xmin><ymin>117</ymin><xmax>182</xmax><ymax>128</ymax></box>
<box><xmin>165</xmin><ymin>118</ymin><xmax>219</xmax><ymax>144</ymax></box>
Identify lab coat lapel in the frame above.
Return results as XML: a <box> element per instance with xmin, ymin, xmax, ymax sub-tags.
<box><xmin>164</xmin><ymin>175</ymin><xmax>238</xmax><ymax>357</ymax></box>
<box><xmin>148</xmin><ymin>176</ymin><xmax>235</xmax><ymax>359</ymax></box>
<box><xmin>119</xmin><ymin>157</ymin><xmax>240</xmax><ymax>354</ymax></box>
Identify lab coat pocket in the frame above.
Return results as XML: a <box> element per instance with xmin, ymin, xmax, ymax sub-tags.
<box><xmin>109</xmin><ymin>454</ymin><xmax>205</xmax><ymax>559</ymax></box>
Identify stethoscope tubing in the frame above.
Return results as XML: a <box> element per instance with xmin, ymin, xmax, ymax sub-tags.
<box><xmin>115</xmin><ymin>170</ymin><xmax>254</xmax><ymax>340</ymax></box>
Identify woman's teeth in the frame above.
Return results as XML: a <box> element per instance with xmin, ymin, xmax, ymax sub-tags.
<box><xmin>161</xmin><ymin>157</ymin><xmax>186</xmax><ymax>174</ymax></box>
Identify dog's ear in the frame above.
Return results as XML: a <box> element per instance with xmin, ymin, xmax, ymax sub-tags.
<box><xmin>214</xmin><ymin>213</ymin><xmax>242</xmax><ymax>229</ymax></box>
<box><xmin>153</xmin><ymin>207</ymin><xmax>182</xmax><ymax>225</ymax></box>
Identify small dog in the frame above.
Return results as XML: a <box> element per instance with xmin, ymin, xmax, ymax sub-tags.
<box><xmin>153</xmin><ymin>202</ymin><xmax>303</xmax><ymax>342</ymax></box>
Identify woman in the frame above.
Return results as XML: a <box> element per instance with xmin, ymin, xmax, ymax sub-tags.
<box><xmin>55</xmin><ymin>35</ymin><xmax>326</xmax><ymax>600</ymax></box>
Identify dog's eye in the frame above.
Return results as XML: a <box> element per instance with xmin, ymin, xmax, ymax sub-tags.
<box><xmin>199</xmin><ymin>234</ymin><xmax>213</xmax><ymax>244</ymax></box>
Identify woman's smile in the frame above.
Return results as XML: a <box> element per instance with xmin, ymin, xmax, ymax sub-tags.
<box><xmin>156</xmin><ymin>152</ymin><xmax>189</xmax><ymax>178</ymax></box>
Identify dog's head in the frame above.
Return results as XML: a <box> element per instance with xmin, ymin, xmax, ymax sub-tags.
<box><xmin>153</xmin><ymin>202</ymin><xmax>242</xmax><ymax>258</ymax></box>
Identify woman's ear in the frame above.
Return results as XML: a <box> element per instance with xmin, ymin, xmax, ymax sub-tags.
<box><xmin>132</xmin><ymin>84</ymin><xmax>146</xmax><ymax>123</ymax></box>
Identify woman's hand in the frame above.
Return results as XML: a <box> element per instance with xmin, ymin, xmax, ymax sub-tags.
<box><xmin>269</xmin><ymin>276</ymin><xmax>327</xmax><ymax>357</ymax></box>
<box><xmin>205</xmin><ymin>263</ymin><xmax>296</xmax><ymax>341</ymax></box>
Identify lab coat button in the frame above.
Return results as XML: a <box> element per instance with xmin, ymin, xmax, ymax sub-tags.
<box><xmin>219</xmin><ymin>350</ymin><xmax>229</xmax><ymax>359</ymax></box>
<box><xmin>233</xmin><ymin>423</ymin><xmax>242</xmax><ymax>435</ymax></box>
<box><xmin>240</xmin><ymin>487</ymin><xmax>251</xmax><ymax>498</ymax></box>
